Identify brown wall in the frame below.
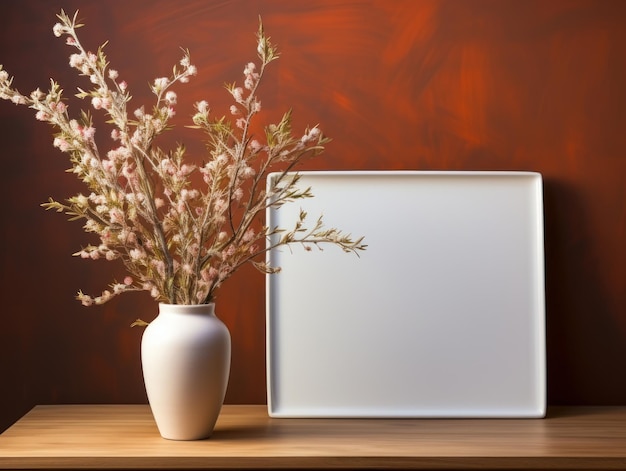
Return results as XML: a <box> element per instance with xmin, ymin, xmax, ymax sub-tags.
<box><xmin>1</xmin><ymin>0</ymin><xmax>625</xmax><ymax>432</ymax></box>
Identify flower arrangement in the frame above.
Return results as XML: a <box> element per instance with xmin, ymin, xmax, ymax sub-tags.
<box><xmin>0</xmin><ymin>10</ymin><xmax>365</xmax><ymax>307</ymax></box>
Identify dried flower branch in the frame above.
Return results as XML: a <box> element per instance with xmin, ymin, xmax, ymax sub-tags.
<box><xmin>0</xmin><ymin>10</ymin><xmax>366</xmax><ymax>306</ymax></box>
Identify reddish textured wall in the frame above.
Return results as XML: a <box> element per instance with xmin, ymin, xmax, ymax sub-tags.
<box><xmin>1</xmin><ymin>0</ymin><xmax>625</xmax><ymax>431</ymax></box>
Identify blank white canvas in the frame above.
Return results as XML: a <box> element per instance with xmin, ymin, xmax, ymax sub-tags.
<box><xmin>266</xmin><ymin>171</ymin><xmax>546</xmax><ymax>418</ymax></box>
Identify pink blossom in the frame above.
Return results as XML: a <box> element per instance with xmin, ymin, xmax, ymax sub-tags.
<box><xmin>222</xmin><ymin>245</ymin><xmax>236</xmax><ymax>259</ymax></box>
<box><xmin>90</xmin><ymin>193</ymin><xmax>106</xmax><ymax>205</ymax></box>
<box><xmin>243</xmin><ymin>62</ymin><xmax>256</xmax><ymax>75</ymax></box>
<box><xmin>151</xmin><ymin>116</ymin><xmax>165</xmax><ymax>133</ymax></box>
<box><xmin>124</xmin><ymin>276</ymin><xmax>133</xmax><ymax>285</ymax></box>
<box><xmin>82</xmin><ymin>127</ymin><xmax>95</xmax><ymax>140</ymax></box>
<box><xmin>102</xmin><ymin>159</ymin><xmax>114</xmax><ymax>174</ymax></box>
<box><xmin>75</xmin><ymin>194</ymin><xmax>89</xmax><ymax>207</ymax></box>
<box><xmin>243</xmin><ymin>228</ymin><xmax>255</xmax><ymax>242</ymax></box>
<box><xmin>109</xmin><ymin>208</ymin><xmax>124</xmax><ymax>224</ymax></box>
<box><xmin>69</xmin><ymin>119</ymin><xmax>81</xmax><ymax>131</ymax></box>
<box><xmin>107</xmin><ymin>147</ymin><xmax>125</xmax><ymax>162</ymax></box>
<box><xmin>200</xmin><ymin>268</ymin><xmax>212</xmax><ymax>282</ymax></box>
<box><xmin>244</xmin><ymin>76</ymin><xmax>254</xmax><ymax>90</ymax></box>
<box><xmin>35</xmin><ymin>110</ymin><xmax>49</xmax><ymax>121</ymax></box>
<box><xmin>214</xmin><ymin>199</ymin><xmax>227</xmax><ymax>213</ymax></box>
<box><xmin>84</xmin><ymin>220</ymin><xmax>99</xmax><ymax>232</ymax></box>
<box><xmin>119</xmin><ymin>81</ymin><xmax>127</xmax><ymax>92</ymax></box>
<box><xmin>53</xmin><ymin>137</ymin><xmax>70</xmax><ymax>151</ymax></box>
<box><xmin>232</xmin><ymin>87</ymin><xmax>244</xmax><ymax>102</ymax></box>
<box><xmin>179</xmin><ymin>164</ymin><xmax>193</xmax><ymax>176</ymax></box>
<box><xmin>196</xmin><ymin>100</ymin><xmax>209</xmax><ymax>113</ymax></box>
<box><xmin>122</xmin><ymin>164</ymin><xmax>135</xmax><ymax>179</ymax></box>
<box><xmin>230</xmin><ymin>105</ymin><xmax>239</xmax><ymax>115</ymax></box>
<box><xmin>236</xmin><ymin>117</ymin><xmax>246</xmax><ymax>129</ymax></box>
<box><xmin>241</xmin><ymin>166</ymin><xmax>256</xmax><ymax>178</ymax></box>
<box><xmin>160</xmin><ymin>158</ymin><xmax>175</xmax><ymax>174</ymax></box>
<box><xmin>301</xmin><ymin>126</ymin><xmax>322</xmax><ymax>144</ymax></box>
<box><xmin>129</xmin><ymin>248</ymin><xmax>145</xmax><ymax>260</ymax></box>
<box><xmin>108</xmin><ymin>69</ymin><xmax>119</xmax><ymax>80</ymax></box>
<box><xmin>130</xmin><ymin>129</ymin><xmax>143</xmax><ymax>146</ymax></box>
<box><xmin>153</xmin><ymin>77</ymin><xmax>168</xmax><ymax>90</ymax></box>
<box><xmin>165</xmin><ymin>91</ymin><xmax>177</xmax><ymax>105</ymax></box>
<box><xmin>91</xmin><ymin>97</ymin><xmax>103</xmax><ymax>109</ymax></box>
<box><xmin>69</xmin><ymin>53</ymin><xmax>83</xmax><ymax>68</ymax></box>
<box><xmin>52</xmin><ymin>23</ymin><xmax>64</xmax><ymax>37</ymax></box>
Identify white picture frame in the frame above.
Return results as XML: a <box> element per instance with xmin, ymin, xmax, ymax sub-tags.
<box><xmin>266</xmin><ymin>171</ymin><xmax>546</xmax><ymax>418</ymax></box>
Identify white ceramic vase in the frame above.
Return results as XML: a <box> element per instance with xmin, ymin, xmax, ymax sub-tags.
<box><xmin>141</xmin><ymin>303</ymin><xmax>231</xmax><ymax>440</ymax></box>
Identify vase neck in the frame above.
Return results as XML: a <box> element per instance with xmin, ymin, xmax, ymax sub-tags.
<box><xmin>158</xmin><ymin>303</ymin><xmax>216</xmax><ymax>316</ymax></box>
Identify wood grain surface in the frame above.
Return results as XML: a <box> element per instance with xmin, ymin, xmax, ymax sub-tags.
<box><xmin>0</xmin><ymin>405</ymin><xmax>625</xmax><ymax>469</ymax></box>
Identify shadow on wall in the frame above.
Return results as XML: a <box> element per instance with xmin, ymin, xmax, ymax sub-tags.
<box><xmin>544</xmin><ymin>178</ymin><xmax>626</xmax><ymax>405</ymax></box>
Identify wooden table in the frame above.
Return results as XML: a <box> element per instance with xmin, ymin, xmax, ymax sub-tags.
<box><xmin>0</xmin><ymin>405</ymin><xmax>625</xmax><ymax>469</ymax></box>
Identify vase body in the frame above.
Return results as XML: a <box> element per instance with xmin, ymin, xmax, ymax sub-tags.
<box><xmin>141</xmin><ymin>303</ymin><xmax>231</xmax><ymax>440</ymax></box>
